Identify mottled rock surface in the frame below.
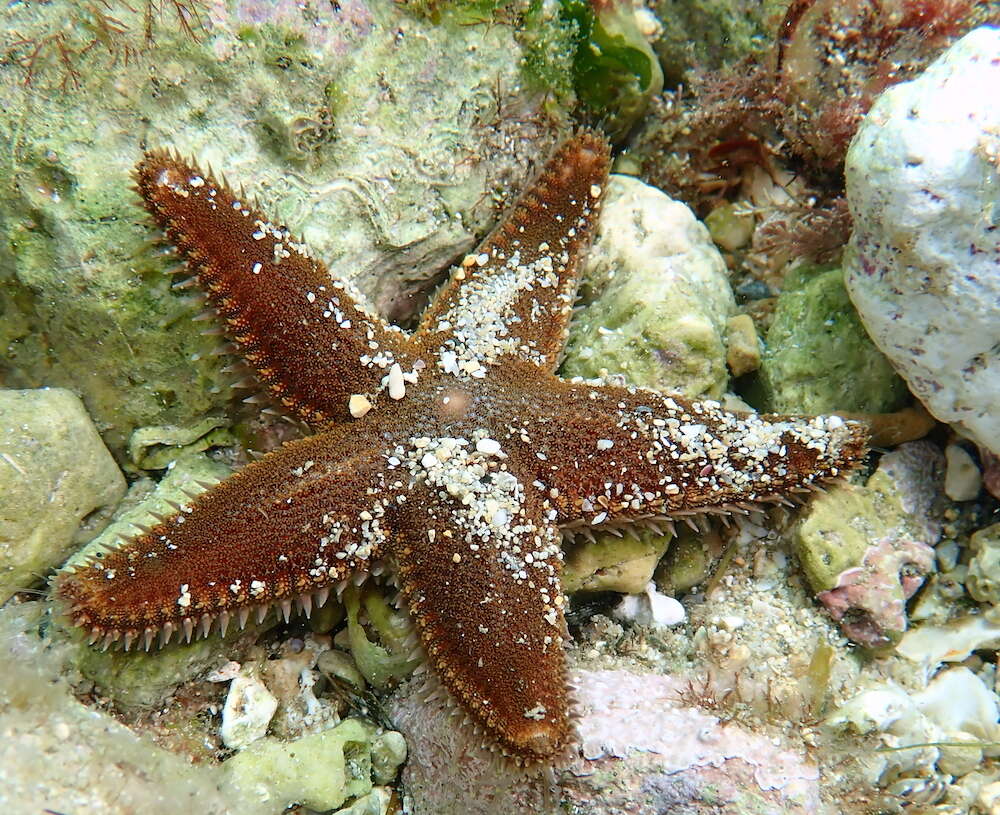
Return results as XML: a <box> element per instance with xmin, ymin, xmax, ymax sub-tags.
<box><xmin>795</xmin><ymin>442</ymin><xmax>946</xmax><ymax>647</ymax></box>
<box><xmin>758</xmin><ymin>267</ymin><xmax>906</xmax><ymax>414</ymax></box>
<box><xmin>561</xmin><ymin>173</ymin><xmax>736</xmax><ymax>400</ymax></box>
<box><xmin>390</xmin><ymin>667</ymin><xmax>821</xmax><ymax>815</ymax></box>
<box><xmin>845</xmin><ymin>27</ymin><xmax>1000</xmax><ymax>455</ymax></box>
<box><xmin>0</xmin><ymin>388</ymin><xmax>124</xmax><ymax>602</ymax></box>
<box><xmin>0</xmin><ymin>0</ymin><xmax>557</xmax><ymax>456</ymax></box>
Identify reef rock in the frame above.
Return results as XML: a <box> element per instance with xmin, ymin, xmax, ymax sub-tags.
<box><xmin>794</xmin><ymin>441</ymin><xmax>945</xmax><ymax>648</ymax></box>
<box><xmin>0</xmin><ymin>388</ymin><xmax>124</xmax><ymax>603</ymax></box>
<box><xmin>561</xmin><ymin>173</ymin><xmax>736</xmax><ymax>400</ymax></box>
<box><xmin>844</xmin><ymin>27</ymin><xmax>1000</xmax><ymax>455</ymax></box>
<box><xmin>390</xmin><ymin>667</ymin><xmax>821</xmax><ymax>815</ymax></box>
<box><xmin>757</xmin><ymin>267</ymin><xmax>906</xmax><ymax>414</ymax></box>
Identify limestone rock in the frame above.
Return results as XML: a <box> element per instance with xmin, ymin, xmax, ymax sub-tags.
<box><xmin>795</xmin><ymin>441</ymin><xmax>945</xmax><ymax>647</ymax></box>
<box><xmin>758</xmin><ymin>267</ymin><xmax>905</xmax><ymax>414</ymax></box>
<box><xmin>221</xmin><ymin>674</ymin><xmax>278</xmax><ymax>750</ymax></box>
<box><xmin>561</xmin><ymin>174</ymin><xmax>736</xmax><ymax>400</ymax></box>
<box><xmin>0</xmin><ymin>388</ymin><xmax>124</xmax><ymax>603</ymax></box>
<box><xmin>967</xmin><ymin>523</ymin><xmax>1000</xmax><ymax>607</ymax></box>
<box><xmin>844</xmin><ymin>27</ymin><xmax>1000</xmax><ymax>455</ymax></box>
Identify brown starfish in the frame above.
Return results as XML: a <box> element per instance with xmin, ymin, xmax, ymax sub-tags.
<box><xmin>55</xmin><ymin>132</ymin><xmax>868</xmax><ymax>763</ymax></box>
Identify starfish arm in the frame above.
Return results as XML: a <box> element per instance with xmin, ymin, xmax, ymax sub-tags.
<box><xmin>55</xmin><ymin>431</ymin><xmax>397</xmax><ymax>649</ymax></box>
<box><xmin>393</xmin><ymin>473</ymin><xmax>571</xmax><ymax>763</ymax></box>
<box><xmin>510</xmin><ymin>378</ymin><xmax>869</xmax><ymax>527</ymax></box>
<box><xmin>414</xmin><ymin>132</ymin><xmax>611</xmax><ymax>376</ymax></box>
<box><xmin>134</xmin><ymin>150</ymin><xmax>411</xmax><ymax>427</ymax></box>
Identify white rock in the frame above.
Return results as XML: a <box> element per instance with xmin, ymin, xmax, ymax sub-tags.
<box><xmin>221</xmin><ymin>674</ymin><xmax>278</xmax><ymax>750</ymax></box>
<box><xmin>613</xmin><ymin>581</ymin><xmax>686</xmax><ymax>628</ymax></box>
<box><xmin>914</xmin><ymin>666</ymin><xmax>1000</xmax><ymax>745</ymax></box>
<box><xmin>844</xmin><ymin>27</ymin><xmax>1000</xmax><ymax>455</ymax></box>
<box><xmin>897</xmin><ymin>614</ymin><xmax>1000</xmax><ymax>667</ymax></box>
<box><xmin>944</xmin><ymin>443</ymin><xmax>982</xmax><ymax>501</ymax></box>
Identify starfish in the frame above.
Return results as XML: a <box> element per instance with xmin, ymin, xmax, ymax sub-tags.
<box><xmin>55</xmin><ymin>132</ymin><xmax>868</xmax><ymax>763</ymax></box>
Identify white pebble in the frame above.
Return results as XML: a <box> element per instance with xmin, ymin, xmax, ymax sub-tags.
<box><xmin>387</xmin><ymin>363</ymin><xmax>405</xmax><ymax>400</ymax></box>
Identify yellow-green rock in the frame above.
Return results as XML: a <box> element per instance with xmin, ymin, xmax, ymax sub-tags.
<box><xmin>654</xmin><ymin>527</ymin><xmax>711</xmax><ymax>594</ymax></box>
<box><xmin>757</xmin><ymin>267</ymin><xmax>907</xmax><ymax>414</ymax></box>
<box><xmin>966</xmin><ymin>523</ymin><xmax>1000</xmax><ymax>607</ymax></box>
<box><xmin>0</xmin><ymin>388</ymin><xmax>125</xmax><ymax>603</ymax></box>
<box><xmin>563</xmin><ymin>527</ymin><xmax>672</xmax><ymax>594</ymax></box>
<box><xmin>223</xmin><ymin>718</ymin><xmax>402</xmax><ymax>812</ymax></box>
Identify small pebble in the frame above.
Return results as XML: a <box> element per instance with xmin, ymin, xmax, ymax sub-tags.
<box><xmin>944</xmin><ymin>444</ymin><xmax>982</xmax><ymax>501</ymax></box>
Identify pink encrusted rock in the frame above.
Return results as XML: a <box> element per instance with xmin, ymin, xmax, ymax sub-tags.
<box><xmin>389</xmin><ymin>668</ymin><xmax>821</xmax><ymax>815</ymax></box>
<box><xmin>817</xmin><ymin>537</ymin><xmax>936</xmax><ymax>649</ymax></box>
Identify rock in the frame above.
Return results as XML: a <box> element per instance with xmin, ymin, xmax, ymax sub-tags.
<box><xmin>127</xmin><ymin>419</ymin><xmax>235</xmax><ymax>470</ymax></box>
<box><xmin>914</xmin><ymin>667</ymin><xmax>1000</xmax><ymax>774</ymax></box>
<box><xmin>0</xmin><ymin>388</ymin><xmax>125</xmax><ymax>603</ymax></box>
<box><xmin>815</xmin><ymin>537</ymin><xmax>935</xmax><ymax>650</ymax></box>
<box><xmin>653</xmin><ymin>526</ymin><xmax>712</xmax><ymax>593</ymax></box>
<box><xmin>724</xmin><ymin>313</ymin><xmax>761</xmax><ymax>377</ymax></box>
<box><xmin>370</xmin><ymin>730</ymin><xmax>408</xmax><ymax>785</ymax></box>
<box><xmin>966</xmin><ymin>523</ymin><xmax>1000</xmax><ymax>607</ymax></box>
<box><xmin>561</xmin><ymin>174</ymin><xmax>736</xmax><ymax>401</ymax></box>
<box><xmin>826</xmin><ymin>665</ymin><xmax>1000</xmax><ymax>785</ymax></box>
<box><xmin>794</xmin><ymin>441</ymin><xmax>945</xmax><ymax>647</ymax></box>
<box><xmin>757</xmin><ymin>267</ymin><xmax>906</xmax><ymax>414</ymax></box>
<box><xmin>705</xmin><ymin>202</ymin><xmax>755</xmax><ymax>251</ymax></box>
<box><xmin>318</xmin><ymin>649</ymin><xmax>367</xmax><ymax>692</ymax></box>
<box><xmin>652</xmin><ymin>0</ymin><xmax>779</xmax><ymax>84</ymax></box>
<box><xmin>897</xmin><ymin>614</ymin><xmax>1000</xmax><ymax>669</ymax></box>
<box><xmin>0</xmin><ymin>0</ymin><xmax>557</xmax><ymax>457</ymax></box>
<box><xmin>390</xmin><ymin>668</ymin><xmax>821</xmax><ymax>815</ymax></box>
<box><xmin>944</xmin><ymin>443</ymin><xmax>982</xmax><ymax>501</ymax></box>
<box><xmin>223</xmin><ymin>718</ymin><xmax>403</xmax><ymax>813</ymax></box>
<box><xmin>221</xmin><ymin>674</ymin><xmax>278</xmax><ymax>750</ymax></box>
<box><xmin>612</xmin><ymin>582</ymin><xmax>686</xmax><ymax>628</ymax></box>
<box><xmin>563</xmin><ymin>526</ymin><xmax>672</xmax><ymax>595</ymax></box>
<box><xmin>0</xmin><ymin>602</ymin><xmax>245</xmax><ymax>815</ymax></box>
<box><xmin>341</xmin><ymin>584</ymin><xmax>418</xmax><ymax>690</ymax></box>
<box><xmin>333</xmin><ymin>786</ymin><xmax>393</xmax><ymax>815</ymax></box>
<box><xmin>844</xmin><ymin>27</ymin><xmax>1000</xmax><ymax>456</ymax></box>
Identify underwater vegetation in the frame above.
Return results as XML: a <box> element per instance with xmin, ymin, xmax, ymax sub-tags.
<box><xmin>5</xmin><ymin>0</ymin><xmax>207</xmax><ymax>89</ymax></box>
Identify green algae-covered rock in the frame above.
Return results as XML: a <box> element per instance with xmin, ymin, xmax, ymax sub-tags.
<box><xmin>966</xmin><ymin>523</ymin><xmax>1000</xmax><ymax>607</ymax></box>
<box><xmin>0</xmin><ymin>0</ymin><xmax>559</xmax><ymax>459</ymax></box>
<box><xmin>563</xmin><ymin>527</ymin><xmax>671</xmax><ymax>595</ymax></box>
<box><xmin>653</xmin><ymin>0</ymin><xmax>786</xmax><ymax>83</ymax></box>
<box><xmin>795</xmin><ymin>442</ymin><xmax>945</xmax><ymax>648</ymax></box>
<box><xmin>54</xmin><ymin>452</ymin><xmax>266</xmax><ymax>709</ymax></box>
<box><xmin>341</xmin><ymin>584</ymin><xmax>418</xmax><ymax>689</ymax></box>
<box><xmin>561</xmin><ymin>174</ymin><xmax>736</xmax><ymax>400</ymax></box>
<box><xmin>223</xmin><ymin>718</ymin><xmax>404</xmax><ymax>812</ymax></box>
<box><xmin>127</xmin><ymin>418</ymin><xmax>235</xmax><ymax>470</ymax></box>
<box><xmin>654</xmin><ymin>526</ymin><xmax>712</xmax><ymax>594</ymax></box>
<box><xmin>757</xmin><ymin>267</ymin><xmax>907</xmax><ymax>414</ymax></box>
<box><xmin>0</xmin><ymin>388</ymin><xmax>125</xmax><ymax>603</ymax></box>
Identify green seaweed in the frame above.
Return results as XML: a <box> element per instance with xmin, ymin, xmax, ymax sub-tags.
<box><xmin>553</xmin><ymin>0</ymin><xmax>662</xmax><ymax>137</ymax></box>
<box><xmin>343</xmin><ymin>585</ymin><xmax>418</xmax><ymax>689</ymax></box>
